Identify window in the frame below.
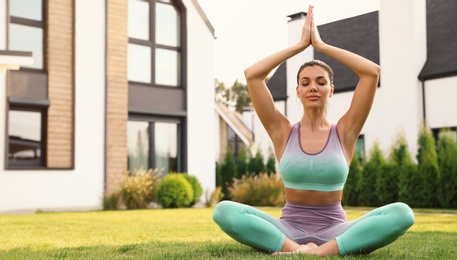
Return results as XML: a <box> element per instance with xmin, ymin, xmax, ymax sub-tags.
<box><xmin>355</xmin><ymin>135</ymin><xmax>365</xmax><ymax>162</ymax></box>
<box><xmin>8</xmin><ymin>0</ymin><xmax>44</xmax><ymax>69</ymax></box>
<box><xmin>128</xmin><ymin>0</ymin><xmax>182</xmax><ymax>87</ymax></box>
<box><xmin>127</xmin><ymin>119</ymin><xmax>181</xmax><ymax>174</ymax></box>
<box><xmin>432</xmin><ymin>127</ymin><xmax>457</xmax><ymax>144</ymax></box>
<box><xmin>8</xmin><ymin>107</ymin><xmax>46</xmax><ymax>168</ymax></box>
<box><xmin>227</xmin><ymin>126</ymin><xmax>245</xmax><ymax>161</ymax></box>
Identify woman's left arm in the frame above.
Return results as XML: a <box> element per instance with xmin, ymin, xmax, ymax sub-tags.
<box><xmin>310</xmin><ymin>6</ymin><xmax>380</xmax><ymax>150</ymax></box>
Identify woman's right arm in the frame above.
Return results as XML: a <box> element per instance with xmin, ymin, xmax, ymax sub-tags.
<box><xmin>244</xmin><ymin>5</ymin><xmax>312</xmax><ymax>147</ymax></box>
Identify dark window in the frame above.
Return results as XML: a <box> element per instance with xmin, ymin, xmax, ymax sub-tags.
<box><xmin>227</xmin><ymin>125</ymin><xmax>245</xmax><ymax>160</ymax></box>
<box><xmin>8</xmin><ymin>106</ymin><xmax>47</xmax><ymax>168</ymax></box>
<box><xmin>355</xmin><ymin>135</ymin><xmax>365</xmax><ymax>162</ymax></box>
<box><xmin>127</xmin><ymin>119</ymin><xmax>182</xmax><ymax>175</ymax></box>
<box><xmin>8</xmin><ymin>0</ymin><xmax>45</xmax><ymax>70</ymax></box>
<box><xmin>128</xmin><ymin>0</ymin><xmax>182</xmax><ymax>87</ymax></box>
<box><xmin>432</xmin><ymin>127</ymin><xmax>457</xmax><ymax>144</ymax></box>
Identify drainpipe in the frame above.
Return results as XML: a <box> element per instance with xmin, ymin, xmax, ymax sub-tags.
<box><xmin>421</xmin><ymin>79</ymin><xmax>426</xmax><ymax>120</ymax></box>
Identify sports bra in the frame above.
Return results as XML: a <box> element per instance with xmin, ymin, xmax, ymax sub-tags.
<box><xmin>279</xmin><ymin>123</ymin><xmax>349</xmax><ymax>192</ymax></box>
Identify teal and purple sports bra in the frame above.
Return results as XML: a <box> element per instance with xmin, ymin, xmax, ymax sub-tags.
<box><xmin>279</xmin><ymin>123</ymin><xmax>349</xmax><ymax>192</ymax></box>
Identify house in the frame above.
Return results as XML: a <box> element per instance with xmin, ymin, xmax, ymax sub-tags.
<box><xmin>262</xmin><ymin>0</ymin><xmax>457</xmax><ymax>162</ymax></box>
<box><xmin>0</xmin><ymin>0</ymin><xmax>216</xmax><ymax>213</ymax></box>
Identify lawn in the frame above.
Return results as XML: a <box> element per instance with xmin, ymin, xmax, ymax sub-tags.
<box><xmin>0</xmin><ymin>207</ymin><xmax>456</xmax><ymax>259</ymax></box>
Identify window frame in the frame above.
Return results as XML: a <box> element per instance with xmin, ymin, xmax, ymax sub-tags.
<box><xmin>128</xmin><ymin>0</ymin><xmax>184</xmax><ymax>88</ymax></box>
<box><xmin>6</xmin><ymin>102</ymin><xmax>48</xmax><ymax>169</ymax></box>
<box><xmin>8</xmin><ymin>0</ymin><xmax>46</xmax><ymax>72</ymax></box>
<box><xmin>127</xmin><ymin>116</ymin><xmax>184</xmax><ymax>174</ymax></box>
<box><xmin>432</xmin><ymin>127</ymin><xmax>457</xmax><ymax>144</ymax></box>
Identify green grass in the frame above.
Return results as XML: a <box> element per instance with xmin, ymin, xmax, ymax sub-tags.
<box><xmin>0</xmin><ymin>207</ymin><xmax>456</xmax><ymax>259</ymax></box>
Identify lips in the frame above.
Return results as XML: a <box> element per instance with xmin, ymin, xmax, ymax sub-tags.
<box><xmin>307</xmin><ymin>95</ymin><xmax>320</xmax><ymax>101</ymax></box>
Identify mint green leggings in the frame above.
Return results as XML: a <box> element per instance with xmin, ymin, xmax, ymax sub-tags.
<box><xmin>213</xmin><ymin>201</ymin><xmax>414</xmax><ymax>255</ymax></box>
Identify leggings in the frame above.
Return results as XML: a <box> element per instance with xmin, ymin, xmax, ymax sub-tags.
<box><xmin>212</xmin><ymin>200</ymin><xmax>414</xmax><ymax>255</ymax></box>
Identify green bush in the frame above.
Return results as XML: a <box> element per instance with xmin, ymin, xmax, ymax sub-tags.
<box><xmin>157</xmin><ymin>174</ymin><xmax>194</xmax><ymax>208</ymax></box>
<box><xmin>119</xmin><ymin>168</ymin><xmax>162</xmax><ymax>210</ymax></box>
<box><xmin>343</xmin><ymin>151</ymin><xmax>361</xmax><ymax>206</ymax></box>
<box><xmin>357</xmin><ymin>141</ymin><xmax>384</xmax><ymax>206</ymax></box>
<box><xmin>229</xmin><ymin>173</ymin><xmax>285</xmax><ymax>206</ymax></box>
<box><xmin>183</xmin><ymin>174</ymin><xmax>203</xmax><ymax>206</ymax></box>
<box><xmin>436</xmin><ymin>129</ymin><xmax>457</xmax><ymax>208</ymax></box>
<box><xmin>205</xmin><ymin>186</ymin><xmax>224</xmax><ymax>208</ymax></box>
<box><xmin>417</xmin><ymin>122</ymin><xmax>440</xmax><ymax>208</ymax></box>
<box><xmin>103</xmin><ymin>192</ymin><xmax>121</xmax><ymax>210</ymax></box>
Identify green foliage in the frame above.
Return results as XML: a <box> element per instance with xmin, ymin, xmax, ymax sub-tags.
<box><xmin>236</xmin><ymin>148</ymin><xmax>249</xmax><ymax>178</ymax></box>
<box><xmin>157</xmin><ymin>174</ymin><xmax>194</xmax><ymax>208</ymax></box>
<box><xmin>229</xmin><ymin>173</ymin><xmax>285</xmax><ymax>206</ymax></box>
<box><xmin>102</xmin><ymin>192</ymin><xmax>121</xmax><ymax>210</ymax></box>
<box><xmin>182</xmin><ymin>174</ymin><xmax>203</xmax><ymax>206</ymax></box>
<box><xmin>204</xmin><ymin>186</ymin><xmax>224</xmax><ymax>208</ymax></box>
<box><xmin>119</xmin><ymin>168</ymin><xmax>162</xmax><ymax>210</ymax></box>
<box><xmin>215</xmin><ymin>161</ymin><xmax>223</xmax><ymax>187</ymax></box>
<box><xmin>220</xmin><ymin>148</ymin><xmax>237</xmax><ymax>199</ymax></box>
<box><xmin>357</xmin><ymin>142</ymin><xmax>384</xmax><ymax>206</ymax></box>
<box><xmin>436</xmin><ymin>129</ymin><xmax>457</xmax><ymax>208</ymax></box>
<box><xmin>265</xmin><ymin>152</ymin><xmax>277</xmax><ymax>175</ymax></box>
<box><xmin>343</xmin><ymin>151</ymin><xmax>362</xmax><ymax>206</ymax></box>
<box><xmin>248</xmin><ymin>150</ymin><xmax>265</xmax><ymax>176</ymax></box>
<box><xmin>416</xmin><ymin>122</ymin><xmax>440</xmax><ymax>208</ymax></box>
<box><xmin>375</xmin><ymin>163</ymin><xmax>399</xmax><ymax>205</ymax></box>
<box><xmin>215</xmin><ymin>79</ymin><xmax>252</xmax><ymax>113</ymax></box>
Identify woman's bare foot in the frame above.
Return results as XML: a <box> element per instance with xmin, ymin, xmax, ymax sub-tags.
<box><xmin>272</xmin><ymin>243</ymin><xmax>318</xmax><ymax>256</ymax></box>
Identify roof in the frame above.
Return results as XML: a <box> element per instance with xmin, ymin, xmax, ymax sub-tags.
<box><xmin>215</xmin><ymin>102</ymin><xmax>253</xmax><ymax>146</ymax></box>
<box><xmin>314</xmin><ymin>11</ymin><xmax>379</xmax><ymax>93</ymax></box>
<box><xmin>419</xmin><ymin>0</ymin><xmax>457</xmax><ymax>80</ymax></box>
<box><xmin>266</xmin><ymin>11</ymin><xmax>380</xmax><ymax>95</ymax></box>
<box><xmin>266</xmin><ymin>62</ymin><xmax>287</xmax><ymax>101</ymax></box>
<box><xmin>192</xmin><ymin>0</ymin><xmax>215</xmax><ymax>38</ymax></box>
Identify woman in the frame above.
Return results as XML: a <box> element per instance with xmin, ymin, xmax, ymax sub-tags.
<box><xmin>212</xmin><ymin>5</ymin><xmax>414</xmax><ymax>256</ymax></box>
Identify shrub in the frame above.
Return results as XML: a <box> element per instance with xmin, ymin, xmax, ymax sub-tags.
<box><xmin>220</xmin><ymin>148</ymin><xmax>237</xmax><ymax>199</ymax></box>
<box><xmin>248</xmin><ymin>150</ymin><xmax>265</xmax><ymax>176</ymax></box>
<box><xmin>436</xmin><ymin>129</ymin><xmax>457</xmax><ymax>208</ymax></box>
<box><xmin>157</xmin><ymin>174</ymin><xmax>194</xmax><ymax>208</ymax></box>
<box><xmin>183</xmin><ymin>174</ymin><xmax>203</xmax><ymax>206</ymax></box>
<box><xmin>103</xmin><ymin>192</ymin><xmax>121</xmax><ymax>210</ymax></box>
<box><xmin>265</xmin><ymin>152</ymin><xmax>276</xmax><ymax>175</ymax></box>
<box><xmin>357</xmin><ymin>141</ymin><xmax>384</xmax><ymax>206</ymax></box>
<box><xmin>119</xmin><ymin>168</ymin><xmax>162</xmax><ymax>210</ymax></box>
<box><xmin>205</xmin><ymin>186</ymin><xmax>224</xmax><ymax>208</ymax></box>
<box><xmin>343</xmin><ymin>151</ymin><xmax>362</xmax><ymax>206</ymax></box>
<box><xmin>416</xmin><ymin>122</ymin><xmax>439</xmax><ymax>208</ymax></box>
<box><xmin>236</xmin><ymin>148</ymin><xmax>248</xmax><ymax>178</ymax></box>
<box><xmin>229</xmin><ymin>173</ymin><xmax>285</xmax><ymax>206</ymax></box>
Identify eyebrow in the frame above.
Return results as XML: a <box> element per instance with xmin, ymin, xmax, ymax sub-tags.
<box><xmin>300</xmin><ymin>76</ymin><xmax>328</xmax><ymax>81</ymax></box>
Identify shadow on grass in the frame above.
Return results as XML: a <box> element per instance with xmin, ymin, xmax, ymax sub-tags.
<box><xmin>0</xmin><ymin>232</ymin><xmax>456</xmax><ymax>259</ymax></box>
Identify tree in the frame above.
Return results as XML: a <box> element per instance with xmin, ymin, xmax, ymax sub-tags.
<box><xmin>266</xmin><ymin>151</ymin><xmax>277</xmax><ymax>175</ymax></box>
<box><xmin>248</xmin><ymin>150</ymin><xmax>265</xmax><ymax>176</ymax></box>
<box><xmin>357</xmin><ymin>142</ymin><xmax>384</xmax><ymax>206</ymax></box>
<box><xmin>220</xmin><ymin>147</ymin><xmax>237</xmax><ymax>199</ymax></box>
<box><xmin>215</xmin><ymin>79</ymin><xmax>252</xmax><ymax>113</ymax></box>
<box><xmin>343</xmin><ymin>151</ymin><xmax>362</xmax><ymax>206</ymax></box>
<box><xmin>416</xmin><ymin>122</ymin><xmax>440</xmax><ymax>208</ymax></box>
<box><xmin>436</xmin><ymin>129</ymin><xmax>457</xmax><ymax>208</ymax></box>
<box><xmin>236</xmin><ymin>148</ymin><xmax>249</xmax><ymax>178</ymax></box>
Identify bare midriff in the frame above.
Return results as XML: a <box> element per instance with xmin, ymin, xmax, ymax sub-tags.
<box><xmin>285</xmin><ymin>188</ymin><xmax>343</xmax><ymax>205</ymax></box>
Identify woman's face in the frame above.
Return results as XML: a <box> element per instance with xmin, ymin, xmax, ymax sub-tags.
<box><xmin>296</xmin><ymin>65</ymin><xmax>334</xmax><ymax>109</ymax></box>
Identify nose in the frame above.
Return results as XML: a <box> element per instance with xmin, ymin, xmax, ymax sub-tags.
<box><xmin>309</xmin><ymin>82</ymin><xmax>318</xmax><ymax>92</ymax></box>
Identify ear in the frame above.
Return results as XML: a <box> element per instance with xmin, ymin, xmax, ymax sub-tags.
<box><xmin>329</xmin><ymin>84</ymin><xmax>335</xmax><ymax>97</ymax></box>
<box><xmin>296</xmin><ymin>86</ymin><xmax>299</xmax><ymax>96</ymax></box>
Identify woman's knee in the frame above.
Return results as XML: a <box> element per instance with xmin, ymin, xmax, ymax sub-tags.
<box><xmin>212</xmin><ymin>200</ymin><xmax>238</xmax><ymax>227</ymax></box>
<box><xmin>386</xmin><ymin>202</ymin><xmax>415</xmax><ymax>232</ymax></box>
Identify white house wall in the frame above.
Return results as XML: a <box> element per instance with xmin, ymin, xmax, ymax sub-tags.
<box><xmin>425</xmin><ymin>76</ymin><xmax>457</xmax><ymax>128</ymax></box>
<box><xmin>0</xmin><ymin>0</ymin><xmax>106</xmax><ymax>213</ymax></box>
<box><xmin>184</xmin><ymin>0</ymin><xmax>216</xmax><ymax>199</ymax></box>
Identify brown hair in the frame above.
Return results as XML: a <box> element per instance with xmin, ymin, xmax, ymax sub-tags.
<box><xmin>296</xmin><ymin>60</ymin><xmax>334</xmax><ymax>85</ymax></box>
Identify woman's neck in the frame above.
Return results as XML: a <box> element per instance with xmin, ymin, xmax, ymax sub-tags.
<box><xmin>300</xmin><ymin>109</ymin><xmax>330</xmax><ymax>131</ymax></box>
